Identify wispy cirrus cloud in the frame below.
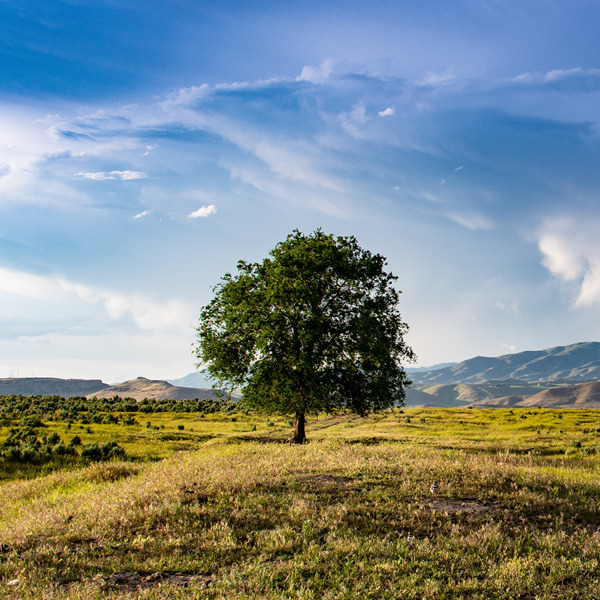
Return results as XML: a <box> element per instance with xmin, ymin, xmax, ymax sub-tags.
<box><xmin>510</xmin><ymin>67</ymin><xmax>600</xmax><ymax>91</ymax></box>
<box><xmin>74</xmin><ymin>170</ymin><xmax>147</xmax><ymax>180</ymax></box>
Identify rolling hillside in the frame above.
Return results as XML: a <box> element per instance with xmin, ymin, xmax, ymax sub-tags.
<box><xmin>472</xmin><ymin>381</ymin><xmax>600</xmax><ymax>409</ymax></box>
<box><xmin>405</xmin><ymin>382</ymin><xmax>551</xmax><ymax>408</ymax></box>
<box><xmin>0</xmin><ymin>377</ymin><xmax>108</xmax><ymax>397</ymax></box>
<box><xmin>86</xmin><ymin>377</ymin><xmax>223</xmax><ymax>401</ymax></box>
<box><xmin>412</xmin><ymin>342</ymin><xmax>600</xmax><ymax>384</ymax></box>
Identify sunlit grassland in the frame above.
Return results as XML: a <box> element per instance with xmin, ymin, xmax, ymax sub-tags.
<box><xmin>1</xmin><ymin>407</ymin><xmax>600</xmax><ymax>599</ymax></box>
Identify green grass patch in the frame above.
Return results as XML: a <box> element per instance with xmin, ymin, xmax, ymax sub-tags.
<box><xmin>1</xmin><ymin>405</ymin><xmax>600</xmax><ymax>597</ymax></box>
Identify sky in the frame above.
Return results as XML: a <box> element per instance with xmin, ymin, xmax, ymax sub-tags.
<box><xmin>2</xmin><ymin>0</ymin><xmax>600</xmax><ymax>383</ymax></box>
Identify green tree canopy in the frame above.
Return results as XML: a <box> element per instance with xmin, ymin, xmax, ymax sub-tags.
<box><xmin>195</xmin><ymin>229</ymin><xmax>414</xmax><ymax>442</ymax></box>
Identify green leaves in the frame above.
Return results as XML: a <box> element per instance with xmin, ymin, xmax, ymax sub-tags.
<box><xmin>195</xmin><ymin>229</ymin><xmax>414</xmax><ymax>427</ymax></box>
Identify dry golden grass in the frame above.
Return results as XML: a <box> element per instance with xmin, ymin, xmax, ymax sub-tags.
<box><xmin>1</xmin><ymin>408</ymin><xmax>600</xmax><ymax>598</ymax></box>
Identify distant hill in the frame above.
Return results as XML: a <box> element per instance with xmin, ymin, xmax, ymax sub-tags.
<box><xmin>0</xmin><ymin>377</ymin><xmax>108</xmax><ymax>397</ymax></box>
<box><xmin>405</xmin><ymin>382</ymin><xmax>552</xmax><ymax>408</ymax></box>
<box><xmin>87</xmin><ymin>377</ymin><xmax>224</xmax><ymax>401</ymax></box>
<box><xmin>472</xmin><ymin>381</ymin><xmax>600</xmax><ymax>409</ymax></box>
<box><xmin>406</xmin><ymin>362</ymin><xmax>456</xmax><ymax>373</ymax></box>
<box><xmin>168</xmin><ymin>370</ymin><xmax>212</xmax><ymax>388</ymax></box>
<box><xmin>412</xmin><ymin>342</ymin><xmax>600</xmax><ymax>385</ymax></box>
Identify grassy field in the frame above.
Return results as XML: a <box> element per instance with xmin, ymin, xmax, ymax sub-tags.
<box><xmin>1</xmin><ymin>406</ymin><xmax>600</xmax><ymax>598</ymax></box>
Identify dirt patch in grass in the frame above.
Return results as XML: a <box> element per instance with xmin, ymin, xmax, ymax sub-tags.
<box><xmin>101</xmin><ymin>571</ymin><xmax>213</xmax><ymax>592</ymax></box>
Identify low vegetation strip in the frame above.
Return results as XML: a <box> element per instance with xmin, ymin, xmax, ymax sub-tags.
<box><xmin>1</xmin><ymin>405</ymin><xmax>600</xmax><ymax>598</ymax></box>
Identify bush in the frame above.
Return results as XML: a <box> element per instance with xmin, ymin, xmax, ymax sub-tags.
<box><xmin>47</xmin><ymin>432</ymin><xmax>61</xmax><ymax>445</ymax></box>
<box><xmin>21</xmin><ymin>416</ymin><xmax>44</xmax><ymax>428</ymax></box>
<box><xmin>81</xmin><ymin>441</ymin><xmax>126</xmax><ymax>462</ymax></box>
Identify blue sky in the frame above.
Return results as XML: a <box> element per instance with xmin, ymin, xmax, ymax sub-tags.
<box><xmin>2</xmin><ymin>0</ymin><xmax>600</xmax><ymax>382</ymax></box>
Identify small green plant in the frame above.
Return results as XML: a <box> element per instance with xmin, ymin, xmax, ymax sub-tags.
<box><xmin>80</xmin><ymin>441</ymin><xmax>126</xmax><ymax>462</ymax></box>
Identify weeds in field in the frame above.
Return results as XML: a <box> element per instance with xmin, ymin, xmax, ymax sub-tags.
<box><xmin>1</xmin><ymin>407</ymin><xmax>600</xmax><ymax>598</ymax></box>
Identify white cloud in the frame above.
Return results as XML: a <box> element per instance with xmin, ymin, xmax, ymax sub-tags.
<box><xmin>0</xmin><ymin>267</ymin><xmax>193</xmax><ymax>334</ymax></box>
<box><xmin>74</xmin><ymin>170</ymin><xmax>147</xmax><ymax>180</ymax></box>
<box><xmin>133</xmin><ymin>210</ymin><xmax>151</xmax><ymax>219</ymax></box>
<box><xmin>140</xmin><ymin>145</ymin><xmax>156</xmax><ymax>156</ymax></box>
<box><xmin>0</xmin><ymin>267</ymin><xmax>57</xmax><ymax>299</ymax></box>
<box><xmin>296</xmin><ymin>59</ymin><xmax>336</xmax><ymax>84</ymax></box>
<box><xmin>512</xmin><ymin>67</ymin><xmax>600</xmax><ymax>85</ymax></box>
<box><xmin>378</xmin><ymin>107</ymin><xmax>395</xmax><ymax>117</ymax></box>
<box><xmin>538</xmin><ymin>232</ymin><xmax>584</xmax><ymax>282</ymax></box>
<box><xmin>187</xmin><ymin>204</ymin><xmax>217</xmax><ymax>218</ymax></box>
<box><xmin>58</xmin><ymin>279</ymin><xmax>194</xmax><ymax>333</ymax></box>
<box><xmin>538</xmin><ymin>218</ymin><xmax>600</xmax><ymax>308</ymax></box>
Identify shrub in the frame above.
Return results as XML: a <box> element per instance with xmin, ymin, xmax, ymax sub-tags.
<box><xmin>21</xmin><ymin>416</ymin><xmax>44</xmax><ymax>428</ymax></box>
<box><xmin>81</xmin><ymin>441</ymin><xmax>126</xmax><ymax>462</ymax></box>
<box><xmin>47</xmin><ymin>432</ymin><xmax>61</xmax><ymax>445</ymax></box>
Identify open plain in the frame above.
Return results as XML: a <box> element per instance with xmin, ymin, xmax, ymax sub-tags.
<box><xmin>1</xmin><ymin>404</ymin><xmax>600</xmax><ymax>599</ymax></box>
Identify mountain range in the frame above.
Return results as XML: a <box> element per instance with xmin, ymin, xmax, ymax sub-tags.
<box><xmin>0</xmin><ymin>377</ymin><xmax>109</xmax><ymax>397</ymax></box>
<box><xmin>4</xmin><ymin>342</ymin><xmax>600</xmax><ymax>408</ymax></box>
<box><xmin>411</xmin><ymin>342</ymin><xmax>600</xmax><ymax>384</ymax></box>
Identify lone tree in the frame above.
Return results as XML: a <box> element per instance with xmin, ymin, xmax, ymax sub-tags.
<box><xmin>195</xmin><ymin>229</ymin><xmax>414</xmax><ymax>443</ymax></box>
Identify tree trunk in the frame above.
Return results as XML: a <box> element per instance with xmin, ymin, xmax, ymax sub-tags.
<box><xmin>291</xmin><ymin>412</ymin><xmax>307</xmax><ymax>444</ymax></box>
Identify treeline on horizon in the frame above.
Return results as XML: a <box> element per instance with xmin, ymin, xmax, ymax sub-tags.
<box><xmin>0</xmin><ymin>394</ymin><xmax>234</xmax><ymax>422</ymax></box>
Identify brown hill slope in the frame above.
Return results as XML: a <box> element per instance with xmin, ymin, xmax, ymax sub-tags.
<box><xmin>472</xmin><ymin>381</ymin><xmax>600</xmax><ymax>408</ymax></box>
<box><xmin>405</xmin><ymin>382</ymin><xmax>550</xmax><ymax>407</ymax></box>
<box><xmin>87</xmin><ymin>377</ymin><xmax>221</xmax><ymax>401</ymax></box>
<box><xmin>413</xmin><ymin>341</ymin><xmax>600</xmax><ymax>384</ymax></box>
<box><xmin>0</xmin><ymin>377</ymin><xmax>108</xmax><ymax>397</ymax></box>
<box><xmin>519</xmin><ymin>381</ymin><xmax>600</xmax><ymax>408</ymax></box>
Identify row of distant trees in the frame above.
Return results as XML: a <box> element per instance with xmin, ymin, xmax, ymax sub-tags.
<box><xmin>0</xmin><ymin>394</ymin><xmax>233</xmax><ymax>423</ymax></box>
